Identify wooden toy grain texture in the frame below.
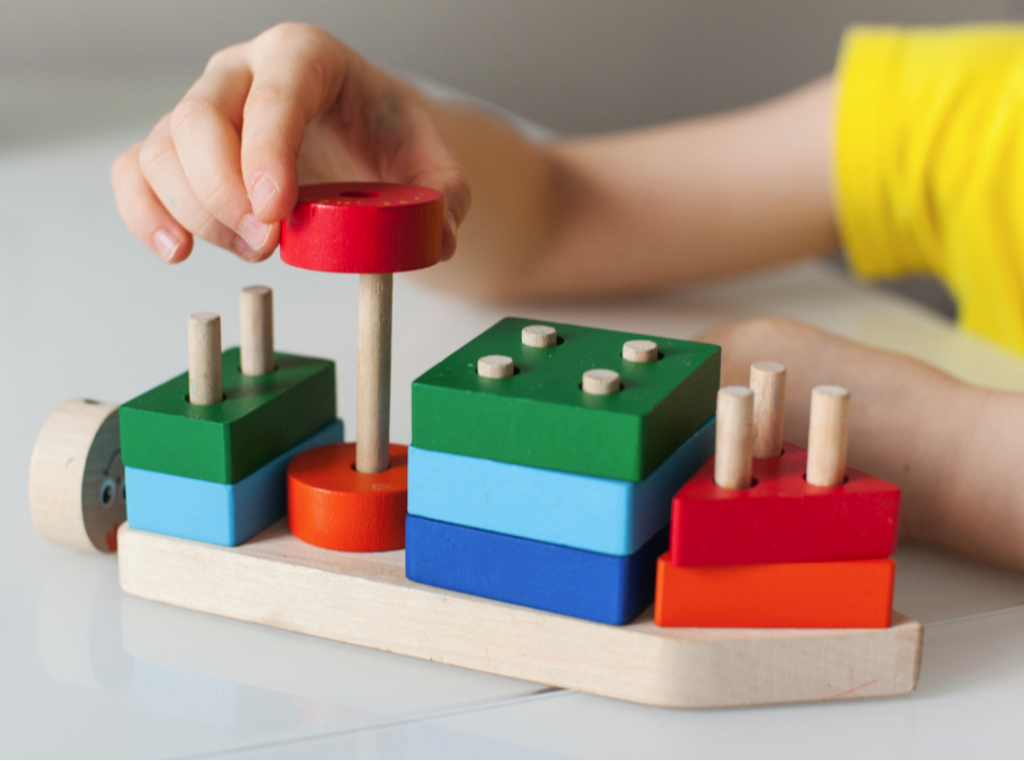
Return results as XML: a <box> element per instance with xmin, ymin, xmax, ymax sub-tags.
<box><xmin>405</xmin><ymin>516</ymin><xmax>668</xmax><ymax>625</ymax></box>
<box><xmin>655</xmin><ymin>554</ymin><xmax>896</xmax><ymax>628</ymax></box>
<box><xmin>714</xmin><ymin>386</ymin><xmax>754</xmax><ymax>489</ymax></box>
<box><xmin>240</xmin><ymin>286</ymin><xmax>275</xmax><ymax>376</ymax></box>
<box><xmin>120</xmin><ymin>348</ymin><xmax>336</xmax><ymax>484</ymax></box>
<box><xmin>670</xmin><ymin>444</ymin><xmax>900</xmax><ymax>567</ymax></box>
<box><xmin>117</xmin><ymin>521</ymin><xmax>923</xmax><ymax>708</ymax></box>
<box><xmin>412</xmin><ymin>318</ymin><xmax>720</xmax><ymax>482</ymax></box>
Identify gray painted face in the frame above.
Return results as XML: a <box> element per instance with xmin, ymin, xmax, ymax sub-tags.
<box><xmin>80</xmin><ymin>406</ymin><xmax>125</xmax><ymax>552</ymax></box>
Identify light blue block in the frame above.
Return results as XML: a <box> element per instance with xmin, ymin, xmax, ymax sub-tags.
<box><xmin>408</xmin><ymin>415</ymin><xmax>714</xmax><ymax>556</ymax></box>
<box><xmin>126</xmin><ymin>419</ymin><xmax>345</xmax><ymax>546</ymax></box>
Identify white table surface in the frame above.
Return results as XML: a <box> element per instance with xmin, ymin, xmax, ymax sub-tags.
<box><xmin>5</xmin><ymin>74</ymin><xmax>1024</xmax><ymax>759</ymax></box>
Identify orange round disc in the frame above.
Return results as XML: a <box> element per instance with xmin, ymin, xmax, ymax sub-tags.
<box><xmin>287</xmin><ymin>443</ymin><xmax>407</xmax><ymax>551</ymax></box>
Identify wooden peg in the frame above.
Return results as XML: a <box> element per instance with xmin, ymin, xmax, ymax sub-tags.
<box><xmin>623</xmin><ymin>340</ymin><xmax>658</xmax><ymax>363</ymax></box>
<box><xmin>522</xmin><ymin>325</ymin><xmax>557</xmax><ymax>348</ymax></box>
<box><xmin>807</xmin><ymin>385</ymin><xmax>850</xmax><ymax>487</ymax></box>
<box><xmin>357</xmin><ymin>273</ymin><xmax>393</xmax><ymax>474</ymax></box>
<box><xmin>240</xmin><ymin>285</ymin><xmax>274</xmax><ymax>376</ymax></box>
<box><xmin>188</xmin><ymin>312</ymin><xmax>222</xmax><ymax>406</ymax></box>
<box><xmin>477</xmin><ymin>355</ymin><xmax>514</xmax><ymax>379</ymax></box>
<box><xmin>714</xmin><ymin>386</ymin><xmax>754</xmax><ymax>489</ymax></box>
<box><xmin>582</xmin><ymin>369</ymin><xmax>621</xmax><ymax>395</ymax></box>
<box><xmin>750</xmin><ymin>361</ymin><xmax>786</xmax><ymax>459</ymax></box>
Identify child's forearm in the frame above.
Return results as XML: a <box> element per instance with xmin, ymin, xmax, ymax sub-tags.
<box><xmin>419</xmin><ymin>77</ymin><xmax>838</xmax><ymax>301</ymax></box>
<box><xmin>701</xmin><ymin>318</ymin><xmax>1024</xmax><ymax>571</ymax></box>
<box><xmin>923</xmin><ymin>385</ymin><xmax>1024</xmax><ymax>570</ymax></box>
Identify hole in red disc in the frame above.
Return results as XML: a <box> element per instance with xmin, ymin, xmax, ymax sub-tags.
<box><xmin>338</xmin><ymin>191</ymin><xmax>379</xmax><ymax>199</ymax></box>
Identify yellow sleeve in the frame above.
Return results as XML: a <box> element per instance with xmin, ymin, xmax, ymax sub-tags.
<box><xmin>835</xmin><ymin>25</ymin><xmax>1024</xmax><ymax>354</ymax></box>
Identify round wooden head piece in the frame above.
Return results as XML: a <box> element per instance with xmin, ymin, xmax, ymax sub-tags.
<box><xmin>280</xmin><ymin>182</ymin><xmax>444</xmax><ymax>273</ymax></box>
<box><xmin>29</xmin><ymin>399</ymin><xmax>124</xmax><ymax>553</ymax></box>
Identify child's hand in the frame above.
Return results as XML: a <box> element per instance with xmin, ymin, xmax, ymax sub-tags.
<box><xmin>111</xmin><ymin>23</ymin><xmax>470</xmax><ymax>264</ymax></box>
<box><xmin>698</xmin><ymin>318</ymin><xmax>1024</xmax><ymax>572</ymax></box>
<box><xmin>696</xmin><ymin>317</ymin><xmax>960</xmax><ymax>477</ymax></box>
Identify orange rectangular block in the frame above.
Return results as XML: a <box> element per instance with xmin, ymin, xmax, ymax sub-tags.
<box><xmin>654</xmin><ymin>553</ymin><xmax>895</xmax><ymax>628</ymax></box>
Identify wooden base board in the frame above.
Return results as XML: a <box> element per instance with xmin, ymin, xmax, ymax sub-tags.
<box><xmin>117</xmin><ymin>520</ymin><xmax>923</xmax><ymax>709</ymax></box>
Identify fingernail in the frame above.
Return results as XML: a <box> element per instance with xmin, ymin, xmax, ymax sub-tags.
<box><xmin>239</xmin><ymin>213</ymin><xmax>272</xmax><ymax>251</ymax></box>
<box><xmin>152</xmin><ymin>228</ymin><xmax>182</xmax><ymax>262</ymax></box>
<box><xmin>250</xmin><ymin>174</ymin><xmax>279</xmax><ymax>215</ymax></box>
<box><xmin>233</xmin><ymin>235</ymin><xmax>262</xmax><ymax>262</ymax></box>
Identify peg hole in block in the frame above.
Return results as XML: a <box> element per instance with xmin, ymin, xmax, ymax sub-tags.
<box><xmin>183</xmin><ymin>393</ymin><xmax>227</xmax><ymax>404</ymax></box>
<box><xmin>803</xmin><ymin>472</ymin><xmax>849</xmax><ymax>487</ymax></box>
<box><xmin>338</xmin><ymin>191</ymin><xmax>379</xmax><ymax>199</ymax></box>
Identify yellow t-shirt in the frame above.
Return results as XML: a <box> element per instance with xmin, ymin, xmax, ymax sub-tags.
<box><xmin>835</xmin><ymin>25</ymin><xmax>1024</xmax><ymax>354</ymax></box>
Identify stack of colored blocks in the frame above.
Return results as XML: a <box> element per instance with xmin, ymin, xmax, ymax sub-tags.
<box><xmin>654</xmin><ymin>443</ymin><xmax>901</xmax><ymax>628</ymax></box>
<box><xmin>121</xmin><ymin>347</ymin><xmax>344</xmax><ymax>546</ymax></box>
<box><xmin>405</xmin><ymin>317</ymin><xmax>721</xmax><ymax>625</ymax></box>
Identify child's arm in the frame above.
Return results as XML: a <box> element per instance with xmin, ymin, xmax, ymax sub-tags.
<box><xmin>700</xmin><ymin>318</ymin><xmax>1024</xmax><ymax>572</ymax></box>
<box><xmin>111</xmin><ymin>23</ymin><xmax>838</xmax><ymax>296</ymax></box>
<box><xmin>423</xmin><ymin>76</ymin><xmax>836</xmax><ymax>300</ymax></box>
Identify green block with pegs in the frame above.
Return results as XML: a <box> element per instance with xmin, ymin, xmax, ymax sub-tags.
<box><xmin>120</xmin><ymin>348</ymin><xmax>336</xmax><ymax>484</ymax></box>
<box><xmin>412</xmin><ymin>317</ymin><xmax>719</xmax><ymax>482</ymax></box>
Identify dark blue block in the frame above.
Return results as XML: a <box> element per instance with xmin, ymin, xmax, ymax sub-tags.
<box><xmin>405</xmin><ymin>515</ymin><xmax>669</xmax><ymax>625</ymax></box>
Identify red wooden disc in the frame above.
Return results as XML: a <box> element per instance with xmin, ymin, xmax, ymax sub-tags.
<box><xmin>280</xmin><ymin>182</ymin><xmax>443</xmax><ymax>273</ymax></box>
<box><xmin>287</xmin><ymin>442</ymin><xmax>408</xmax><ymax>552</ymax></box>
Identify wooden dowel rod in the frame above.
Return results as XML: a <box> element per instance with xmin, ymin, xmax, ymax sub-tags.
<box><xmin>240</xmin><ymin>285</ymin><xmax>274</xmax><ymax>376</ymax></box>
<box><xmin>188</xmin><ymin>312</ymin><xmax>222</xmax><ymax>406</ymax></box>
<box><xmin>478</xmin><ymin>355</ymin><xmax>515</xmax><ymax>378</ymax></box>
<box><xmin>714</xmin><ymin>386</ymin><xmax>754</xmax><ymax>490</ymax></box>
<box><xmin>806</xmin><ymin>385</ymin><xmax>850</xmax><ymax>487</ymax></box>
<box><xmin>750</xmin><ymin>361</ymin><xmax>786</xmax><ymax>459</ymax></box>
<box><xmin>623</xmin><ymin>340</ymin><xmax>658</xmax><ymax>363</ymax></box>
<box><xmin>582</xmin><ymin>369</ymin><xmax>621</xmax><ymax>395</ymax></box>
<box><xmin>522</xmin><ymin>325</ymin><xmax>557</xmax><ymax>348</ymax></box>
<box><xmin>356</xmin><ymin>273</ymin><xmax>393</xmax><ymax>474</ymax></box>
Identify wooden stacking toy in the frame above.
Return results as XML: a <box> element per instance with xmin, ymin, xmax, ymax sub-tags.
<box><xmin>120</xmin><ymin>287</ymin><xmax>342</xmax><ymax>546</ymax></box>
<box><xmin>655</xmin><ymin>362</ymin><xmax>901</xmax><ymax>628</ymax></box>
<box><xmin>280</xmin><ymin>183</ymin><xmax>443</xmax><ymax>551</ymax></box>
<box><xmin>406</xmin><ymin>317</ymin><xmax>720</xmax><ymax>623</ymax></box>
<box><xmin>27</xmin><ymin>199</ymin><xmax>923</xmax><ymax>706</ymax></box>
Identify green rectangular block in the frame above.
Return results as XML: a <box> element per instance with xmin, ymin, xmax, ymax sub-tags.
<box><xmin>412</xmin><ymin>318</ymin><xmax>720</xmax><ymax>481</ymax></box>
<box><xmin>121</xmin><ymin>347</ymin><xmax>336</xmax><ymax>484</ymax></box>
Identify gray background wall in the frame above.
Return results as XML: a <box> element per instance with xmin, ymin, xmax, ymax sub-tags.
<box><xmin>1</xmin><ymin>0</ymin><xmax>1022</xmax><ymax>135</ymax></box>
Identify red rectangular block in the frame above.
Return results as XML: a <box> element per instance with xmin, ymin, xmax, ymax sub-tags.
<box><xmin>654</xmin><ymin>553</ymin><xmax>895</xmax><ymax>628</ymax></box>
<box><xmin>670</xmin><ymin>444</ymin><xmax>899</xmax><ymax>567</ymax></box>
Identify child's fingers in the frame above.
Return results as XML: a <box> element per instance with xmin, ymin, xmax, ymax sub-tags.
<box><xmin>239</xmin><ymin>25</ymin><xmax>351</xmax><ymax>222</ymax></box>
<box><xmin>388</xmin><ymin>102</ymin><xmax>472</xmax><ymax>261</ymax></box>
<box><xmin>240</xmin><ymin>24</ymin><xmax>470</xmax><ymax>257</ymax></box>
<box><xmin>169</xmin><ymin>61</ymin><xmax>279</xmax><ymax>258</ymax></box>
<box><xmin>407</xmin><ymin>161</ymin><xmax>471</xmax><ymax>262</ymax></box>
<box><xmin>139</xmin><ymin>115</ymin><xmax>272</xmax><ymax>262</ymax></box>
<box><xmin>111</xmin><ymin>141</ymin><xmax>193</xmax><ymax>264</ymax></box>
